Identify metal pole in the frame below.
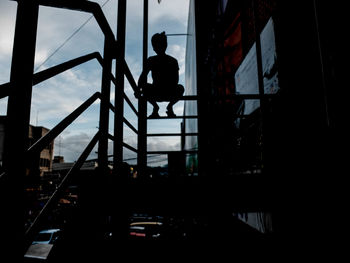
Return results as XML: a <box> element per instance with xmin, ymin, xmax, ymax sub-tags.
<box><xmin>0</xmin><ymin>0</ymin><xmax>39</xmax><ymax>257</ymax></box>
<box><xmin>313</xmin><ymin>0</ymin><xmax>330</xmax><ymax>127</ymax></box>
<box><xmin>137</xmin><ymin>0</ymin><xmax>148</xmax><ymax>176</ymax></box>
<box><xmin>114</xmin><ymin>0</ymin><xmax>126</xmax><ymax>172</ymax></box>
<box><xmin>98</xmin><ymin>40</ymin><xmax>113</xmax><ymax>170</ymax></box>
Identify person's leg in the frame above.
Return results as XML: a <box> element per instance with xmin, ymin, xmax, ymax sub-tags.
<box><xmin>149</xmin><ymin>99</ymin><xmax>160</xmax><ymax>118</ymax></box>
<box><xmin>166</xmin><ymin>84</ymin><xmax>184</xmax><ymax>117</ymax></box>
<box><xmin>143</xmin><ymin>83</ymin><xmax>160</xmax><ymax>117</ymax></box>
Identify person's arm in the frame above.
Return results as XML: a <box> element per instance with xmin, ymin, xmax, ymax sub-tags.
<box><xmin>138</xmin><ymin>70</ymin><xmax>148</xmax><ymax>87</ymax></box>
<box><xmin>175</xmin><ymin>69</ymin><xmax>179</xmax><ymax>84</ymax></box>
<box><xmin>169</xmin><ymin>59</ymin><xmax>179</xmax><ymax>84</ymax></box>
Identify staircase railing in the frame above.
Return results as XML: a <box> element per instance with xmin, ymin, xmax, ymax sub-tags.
<box><xmin>24</xmin><ymin>131</ymin><xmax>100</xmax><ymax>250</ymax></box>
<box><xmin>0</xmin><ymin>0</ymin><xmax>139</xmax><ymax>255</ymax></box>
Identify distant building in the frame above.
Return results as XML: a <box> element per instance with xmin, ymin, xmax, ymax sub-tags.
<box><xmin>0</xmin><ymin>116</ymin><xmax>54</xmax><ymax>176</ymax></box>
<box><xmin>53</xmin><ymin>155</ymin><xmax>65</xmax><ymax>164</ymax></box>
<box><xmin>52</xmin><ymin>160</ymin><xmax>98</xmax><ymax>173</ymax></box>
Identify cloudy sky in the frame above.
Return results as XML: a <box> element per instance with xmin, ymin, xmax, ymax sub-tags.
<box><xmin>0</xmin><ymin>0</ymin><xmax>190</xmax><ymax>165</ymax></box>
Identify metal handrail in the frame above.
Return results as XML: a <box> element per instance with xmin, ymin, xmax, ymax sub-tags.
<box><xmin>110</xmin><ymin>73</ymin><xmax>139</xmax><ymax>116</ymax></box>
<box><xmin>123</xmin><ymin>117</ymin><xmax>138</xmax><ymax>134</ymax></box>
<box><xmin>108</xmin><ymin>133</ymin><xmax>138</xmax><ymax>153</ymax></box>
<box><xmin>123</xmin><ymin>60</ymin><xmax>139</xmax><ymax>93</ymax></box>
<box><xmin>9</xmin><ymin>0</ymin><xmax>142</xmax><ymax>252</ymax></box>
<box><xmin>108</xmin><ymin>101</ymin><xmax>138</xmax><ymax>134</ymax></box>
<box><xmin>33</xmin><ymin>52</ymin><xmax>103</xmax><ymax>85</ymax></box>
<box><xmin>0</xmin><ymin>52</ymin><xmax>103</xmax><ymax>99</ymax></box>
<box><xmin>123</xmin><ymin>92</ymin><xmax>139</xmax><ymax>116</ymax></box>
<box><xmin>27</xmin><ymin>92</ymin><xmax>101</xmax><ymax>156</ymax></box>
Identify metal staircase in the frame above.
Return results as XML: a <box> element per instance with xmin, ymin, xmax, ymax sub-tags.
<box><xmin>0</xmin><ymin>1</ymin><xmax>276</xmax><ymax>261</ymax></box>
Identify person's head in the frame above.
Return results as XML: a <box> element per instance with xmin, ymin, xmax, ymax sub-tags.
<box><xmin>151</xmin><ymin>31</ymin><xmax>167</xmax><ymax>55</ymax></box>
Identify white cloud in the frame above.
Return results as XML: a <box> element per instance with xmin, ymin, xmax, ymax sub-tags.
<box><xmin>168</xmin><ymin>44</ymin><xmax>186</xmax><ymax>75</ymax></box>
<box><xmin>147</xmin><ymin>137</ymin><xmax>180</xmax><ymax>152</ymax></box>
<box><xmin>0</xmin><ymin>1</ymin><xmax>16</xmax><ymax>53</ymax></box>
<box><xmin>34</xmin><ymin>5</ymin><xmax>106</xmax><ymax>72</ymax></box>
<box><xmin>0</xmin><ymin>1</ymin><xmax>16</xmax><ymax>84</ymax></box>
<box><xmin>55</xmin><ymin>132</ymin><xmax>98</xmax><ymax>162</ymax></box>
<box><xmin>149</xmin><ymin>0</ymin><xmax>189</xmax><ymax>28</ymax></box>
<box><xmin>34</xmin><ymin>49</ymin><xmax>50</xmax><ymax>69</ymax></box>
<box><xmin>31</xmin><ymin>65</ymin><xmax>102</xmax><ymax>126</ymax></box>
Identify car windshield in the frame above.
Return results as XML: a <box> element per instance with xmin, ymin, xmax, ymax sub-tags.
<box><xmin>35</xmin><ymin>233</ymin><xmax>51</xmax><ymax>242</ymax></box>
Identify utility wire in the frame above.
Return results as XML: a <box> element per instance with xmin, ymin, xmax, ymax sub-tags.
<box><xmin>35</xmin><ymin>0</ymin><xmax>111</xmax><ymax>72</ymax></box>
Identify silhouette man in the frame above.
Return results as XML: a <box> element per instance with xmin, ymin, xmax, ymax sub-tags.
<box><xmin>137</xmin><ymin>32</ymin><xmax>185</xmax><ymax>118</ymax></box>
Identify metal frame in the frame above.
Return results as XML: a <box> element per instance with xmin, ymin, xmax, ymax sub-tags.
<box><xmin>98</xmin><ymin>41</ymin><xmax>113</xmax><ymax>170</ymax></box>
<box><xmin>1</xmin><ymin>1</ymin><xmax>39</xmax><ymax>258</ymax></box>
<box><xmin>114</xmin><ymin>0</ymin><xmax>127</xmax><ymax>173</ymax></box>
<box><xmin>137</xmin><ymin>0</ymin><xmax>149</xmax><ymax>176</ymax></box>
<box><xmin>1</xmin><ymin>0</ymin><xmax>201</xmax><ymax>255</ymax></box>
<box><xmin>0</xmin><ymin>0</ymin><xmax>142</xmax><ymax>253</ymax></box>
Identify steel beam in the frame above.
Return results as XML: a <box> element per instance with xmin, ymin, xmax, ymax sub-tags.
<box><xmin>98</xmin><ymin>41</ymin><xmax>113</xmax><ymax>170</ymax></box>
<box><xmin>123</xmin><ymin>60</ymin><xmax>139</xmax><ymax>92</ymax></box>
<box><xmin>27</xmin><ymin>92</ymin><xmax>101</xmax><ymax>156</ymax></box>
<box><xmin>113</xmin><ymin>0</ymin><xmax>126</xmax><ymax>172</ymax></box>
<box><xmin>1</xmin><ymin>0</ymin><xmax>39</xmax><ymax>258</ymax></box>
<box><xmin>137</xmin><ymin>0</ymin><xmax>148</xmax><ymax>175</ymax></box>
<box><xmin>33</xmin><ymin>52</ymin><xmax>102</xmax><ymax>85</ymax></box>
<box><xmin>123</xmin><ymin>117</ymin><xmax>138</xmax><ymax>135</ymax></box>
<box><xmin>24</xmin><ymin>131</ymin><xmax>100</xmax><ymax>251</ymax></box>
<box><xmin>0</xmin><ymin>52</ymin><xmax>103</xmax><ymax>99</ymax></box>
<box><xmin>123</xmin><ymin>92</ymin><xmax>138</xmax><ymax>116</ymax></box>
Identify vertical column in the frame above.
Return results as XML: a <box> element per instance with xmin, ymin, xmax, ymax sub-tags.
<box><xmin>113</xmin><ymin>1</ymin><xmax>128</xmax><ymax>243</ymax></box>
<box><xmin>98</xmin><ymin>39</ymin><xmax>113</xmax><ymax>170</ymax></box>
<box><xmin>137</xmin><ymin>0</ymin><xmax>148</xmax><ymax>176</ymax></box>
<box><xmin>1</xmin><ymin>0</ymin><xmax>39</xmax><ymax>257</ymax></box>
<box><xmin>114</xmin><ymin>0</ymin><xmax>126</xmax><ymax>173</ymax></box>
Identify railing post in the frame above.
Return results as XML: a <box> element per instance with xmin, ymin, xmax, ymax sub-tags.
<box><xmin>114</xmin><ymin>0</ymin><xmax>126</xmax><ymax>172</ymax></box>
<box><xmin>0</xmin><ymin>0</ymin><xmax>39</xmax><ymax>257</ymax></box>
<box><xmin>98</xmin><ymin>40</ymin><xmax>113</xmax><ymax>170</ymax></box>
<box><xmin>137</xmin><ymin>0</ymin><xmax>148</xmax><ymax>177</ymax></box>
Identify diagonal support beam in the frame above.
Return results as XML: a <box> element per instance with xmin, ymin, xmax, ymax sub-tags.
<box><xmin>27</xmin><ymin>92</ymin><xmax>101</xmax><ymax>156</ymax></box>
<box><xmin>24</xmin><ymin>131</ymin><xmax>100</xmax><ymax>252</ymax></box>
<box><xmin>0</xmin><ymin>52</ymin><xmax>103</xmax><ymax>99</ymax></box>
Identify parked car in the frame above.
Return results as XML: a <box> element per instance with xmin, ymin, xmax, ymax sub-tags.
<box><xmin>129</xmin><ymin>222</ymin><xmax>163</xmax><ymax>239</ymax></box>
<box><xmin>32</xmin><ymin>229</ymin><xmax>62</xmax><ymax>245</ymax></box>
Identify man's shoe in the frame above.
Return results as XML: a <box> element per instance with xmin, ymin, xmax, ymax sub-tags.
<box><xmin>166</xmin><ymin>109</ymin><xmax>176</xmax><ymax>117</ymax></box>
<box><xmin>149</xmin><ymin>111</ymin><xmax>160</xmax><ymax>118</ymax></box>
